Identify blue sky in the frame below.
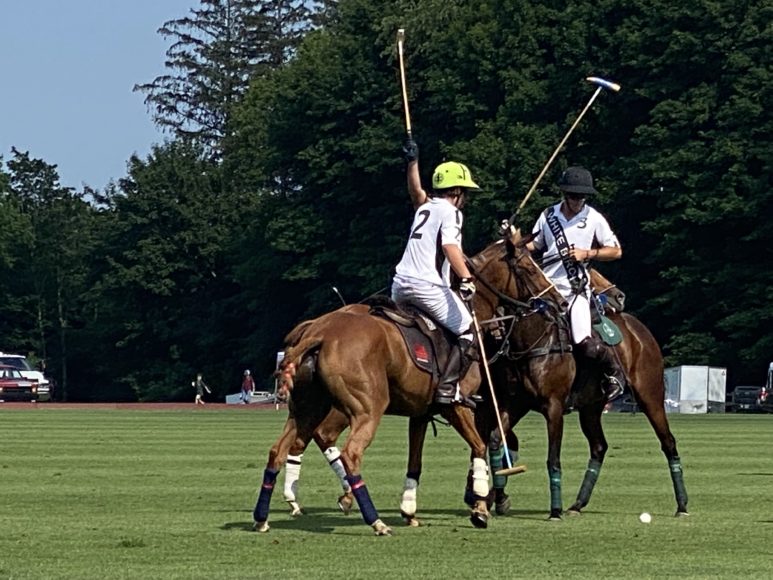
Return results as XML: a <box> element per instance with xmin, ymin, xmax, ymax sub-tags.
<box><xmin>0</xmin><ymin>1</ymin><xmax>195</xmax><ymax>191</ymax></box>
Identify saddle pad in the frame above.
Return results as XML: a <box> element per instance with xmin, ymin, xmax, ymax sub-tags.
<box><xmin>593</xmin><ymin>314</ymin><xmax>622</xmax><ymax>346</ymax></box>
<box><xmin>368</xmin><ymin>302</ymin><xmax>453</xmax><ymax>378</ymax></box>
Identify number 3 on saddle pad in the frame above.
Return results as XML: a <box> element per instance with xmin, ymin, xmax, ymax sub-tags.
<box><xmin>593</xmin><ymin>315</ymin><xmax>623</xmax><ymax>346</ymax></box>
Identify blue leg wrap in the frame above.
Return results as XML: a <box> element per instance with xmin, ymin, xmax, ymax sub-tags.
<box><xmin>346</xmin><ymin>474</ymin><xmax>379</xmax><ymax>525</ymax></box>
<box><xmin>253</xmin><ymin>468</ymin><xmax>279</xmax><ymax>523</ymax></box>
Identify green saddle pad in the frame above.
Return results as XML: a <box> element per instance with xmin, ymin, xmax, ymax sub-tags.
<box><xmin>593</xmin><ymin>314</ymin><xmax>623</xmax><ymax>346</ymax></box>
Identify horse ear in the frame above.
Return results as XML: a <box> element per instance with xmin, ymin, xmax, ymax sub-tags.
<box><xmin>508</xmin><ymin>227</ymin><xmax>522</xmax><ymax>246</ymax></box>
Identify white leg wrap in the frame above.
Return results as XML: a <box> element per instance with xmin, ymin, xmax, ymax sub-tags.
<box><xmin>323</xmin><ymin>447</ymin><xmax>351</xmax><ymax>492</ymax></box>
<box><xmin>399</xmin><ymin>477</ymin><xmax>419</xmax><ymax>516</ymax></box>
<box><xmin>471</xmin><ymin>457</ymin><xmax>489</xmax><ymax>498</ymax></box>
<box><xmin>283</xmin><ymin>454</ymin><xmax>302</xmax><ymax>502</ymax></box>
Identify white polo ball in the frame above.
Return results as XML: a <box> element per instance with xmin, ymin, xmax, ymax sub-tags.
<box><xmin>639</xmin><ymin>512</ymin><xmax>652</xmax><ymax>524</ymax></box>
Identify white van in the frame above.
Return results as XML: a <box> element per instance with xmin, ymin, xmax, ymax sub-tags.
<box><xmin>0</xmin><ymin>353</ymin><xmax>51</xmax><ymax>401</ymax></box>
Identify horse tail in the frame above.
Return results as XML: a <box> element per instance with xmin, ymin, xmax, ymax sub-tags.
<box><xmin>275</xmin><ymin>334</ymin><xmax>323</xmax><ymax>396</ymax></box>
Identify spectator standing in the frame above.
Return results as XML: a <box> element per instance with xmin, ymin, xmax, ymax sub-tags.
<box><xmin>193</xmin><ymin>373</ymin><xmax>211</xmax><ymax>405</ymax></box>
<box><xmin>241</xmin><ymin>369</ymin><xmax>255</xmax><ymax>404</ymax></box>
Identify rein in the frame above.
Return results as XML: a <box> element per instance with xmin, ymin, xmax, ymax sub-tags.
<box><xmin>468</xmin><ymin>246</ymin><xmax>568</xmax><ymax>363</ymax></box>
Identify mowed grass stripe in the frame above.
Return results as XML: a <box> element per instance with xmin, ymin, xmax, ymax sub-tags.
<box><xmin>1</xmin><ymin>409</ymin><xmax>771</xmax><ymax>579</ymax></box>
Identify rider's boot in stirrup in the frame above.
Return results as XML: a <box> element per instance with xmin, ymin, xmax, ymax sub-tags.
<box><xmin>577</xmin><ymin>336</ymin><xmax>626</xmax><ymax>401</ymax></box>
<box><xmin>435</xmin><ymin>338</ymin><xmax>476</xmax><ymax>406</ymax></box>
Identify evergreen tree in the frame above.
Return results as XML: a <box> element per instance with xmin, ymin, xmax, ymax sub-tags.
<box><xmin>134</xmin><ymin>0</ymin><xmax>324</xmax><ymax>153</ymax></box>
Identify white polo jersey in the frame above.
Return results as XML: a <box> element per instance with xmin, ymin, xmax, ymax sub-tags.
<box><xmin>532</xmin><ymin>201</ymin><xmax>619</xmax><ymax>299</ymax></box>
<box><xmin>394</xmin><ymin>197</ymin><xmax>463</xmax><ymax>287</ymax></box>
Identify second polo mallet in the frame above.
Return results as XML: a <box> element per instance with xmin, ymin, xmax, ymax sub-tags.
<box><xmin>396</xmin><ymin>28</ymin><xmax>412</xmax><ymax>138</ymax></box>
<box><xmin>508</xmin><ymin>76</ymin><xmax>621</xmax><ymax>224</ymax></box>
<box><xmin>469</xmin><ymin>305</ymin><xmax>527</xmax><ymax>477</ymax></box>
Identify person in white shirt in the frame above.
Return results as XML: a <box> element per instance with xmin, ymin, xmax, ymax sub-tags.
<box><xmin>391</xmin><ymin>138</ymin><xmax>479</xmax><ymax>406</ymax></box>
<box><xmin>527</xmin><ymin>166</ymin><xmax>625</xmax><ymax>401</ymax></box>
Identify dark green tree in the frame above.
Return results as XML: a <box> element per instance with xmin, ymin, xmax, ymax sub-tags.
<box><xmin>1</xmin><ymin>149</ymin><xmax>98</xmax><ymax>400</ymax></box>
<box><xmin>134</xmin><ymin>0</ymin><xmax>325</xmax><ymax>153</ymax></box>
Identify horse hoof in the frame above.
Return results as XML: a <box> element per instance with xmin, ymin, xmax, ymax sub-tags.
<box><xmin>372</xmin><ymin>519</ymin><xmax>393</xmax><ymax>536</ymax></box>
<box><xmin>287</xmin><ymin>501</ymin><xmax>303</xmax><ymax>517</ymax></box>
<box><xmin>338</xmin><ymin>493</ymin><xmax>354</xmax><ymax>515</ymax></box>
<box><xmin>675</xmin><ymin>510</ymin><xmax>690</xmax><ymax>518</ymax></box>
<box><xmin>254</xmin><ymin>521</ymin><xmax>270</xmax><ymax>533</ymax></box>
<box><xmin>400</xmin><ymin>510</ymin><xmax>420</xmax><ymax>527</ymax></box>
<box><xmin>470</xmin><ymin>509</ymin><xmax>489</xmax><ymax>529</ymax></box>
<box><xmin>495</xmin><ymin>496</ymin><xmax>511</xmax><ymax>515</ymax></box>
<box><xmin>565</xmin><ymin>508</ymin><xmax>582</xmax><ymax>517</ymax></box>
<box><xmin>548</xmin><ymin>511</ymin><xmax>563</xmax><ymax>522</ymax></box>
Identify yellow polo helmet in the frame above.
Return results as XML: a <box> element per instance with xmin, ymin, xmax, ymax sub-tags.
<box><xmin>432</xmin><ymin>161</ymin><xmax>480</xmax><ymax>191</ymax></box>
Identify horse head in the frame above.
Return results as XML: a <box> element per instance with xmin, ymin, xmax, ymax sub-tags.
<box><xmin>589</xmin><ymin>268</ymin><xmax>625</xmax><ymax>312</ymax></box>
<box><xmin>469</xmin><ymin>228</ymin><xmax>566</xmax><ymax>320</ymax></box>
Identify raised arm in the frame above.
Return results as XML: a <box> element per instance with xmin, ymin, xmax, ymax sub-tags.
<box><xmin>403</xmin><ymin>138</ymin><xmax>427</xmax><ymax>209</ymax></box>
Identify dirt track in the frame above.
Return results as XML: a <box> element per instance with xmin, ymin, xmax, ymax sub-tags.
<box><xmin>0</xmin><ymin>402</ymin><xmax>285</xmax><ymax>411</ymax></box>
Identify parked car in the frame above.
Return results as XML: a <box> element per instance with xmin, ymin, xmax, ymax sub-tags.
<box><xmin>0</xmin><ymin>353</ymin><xmax>51</xmax><ymax>401</ymax></box>
<box><xmin>730</xmin><ymin>385</ymin><xmax>772</xmax><ymax>413</ymax></box>
<box><xmin>0</xmin><ymin>365</ymin><xmax>40</xmax><ymax>402</ymax></box>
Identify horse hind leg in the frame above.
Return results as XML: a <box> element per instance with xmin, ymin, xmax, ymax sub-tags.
<box><xmin>340</xmin><ymin>413</ymin><xmax>393</xmax><ymax>536</ymax></box>
<box><xmin>634</xmin><ymin>388</ymin><xmax>689</xmax><ymax>516</ymax></box>
<box><xmin>254</xmin><ymin>399</ymin><xmax>331</xmax><ymax>532</ymax></box>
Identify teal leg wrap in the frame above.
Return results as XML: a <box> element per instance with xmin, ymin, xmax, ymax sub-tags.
<box><xmin>576</xmin><ymin>458</ymin><xmax>602</xmax><ymax>508</ymax></box>
<box><xmin>668</xmin><ymin>457</ymin><xmax>689</xmax><ymax>511</ymax></box>
<box><xmin>490</xmin><ymin>446</ymin><xmax>506</xmax><ymax>488</ymax></box>
<box><xmin>548</xmin><ymin>465</ymin><xmax>562</xmax><ymax>514</ymax></box>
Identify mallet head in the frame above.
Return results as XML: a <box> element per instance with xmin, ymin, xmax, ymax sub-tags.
<box><xmin>586</xmin><ymin>76</ymin><xmax>621</xmax><ymax>92</ymax></box>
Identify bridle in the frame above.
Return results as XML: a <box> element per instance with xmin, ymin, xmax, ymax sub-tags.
<box><xmin>468</xmin><ymin>242</ymin><xmax>570</xmax><ymax>364</ymax></box>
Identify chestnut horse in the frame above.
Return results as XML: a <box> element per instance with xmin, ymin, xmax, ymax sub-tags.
<box><xmin>252</xmin><ymin>230</ymin><xmax>561</xmax><ymax>535</ymax></box>
<box><xmin>474</xmin><ymin>262</ymin><xmax>689</xmax><ymax>519</ymax></box>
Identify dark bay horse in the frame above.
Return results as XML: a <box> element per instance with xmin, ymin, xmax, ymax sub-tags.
<box><xmin>253</xmin><ymin>230</ymin><xmax>562</xmax><ymax>534</ymax></box>
<box><xmin>474</xmin><ymin>256</ymin><xmax>689</xmax><ymax>519</ymax></box>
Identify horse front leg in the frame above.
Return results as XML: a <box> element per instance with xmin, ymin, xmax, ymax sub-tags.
<box><xmin>544</xmin><ymin>398</ymin><xmax>565</xmax><ymax>520</ymax></box>
<box><xmin>309</xmin><ymin>409</ymin><xmax>353</xmax><ymax>514</ymax></box>
<box><xmin>567</xmin><ymin>403</ymin><xmax>608</xmax><ymax>515</ymax></box>
<box><xmin>399</xmin><ymin>417</ymin><xmax>429</xmax><ymax>526</ymax></box>
<box><xmin>444</xmin><ymin>406</ymin><xmax>490</xmax><ymax>529</ymax></box>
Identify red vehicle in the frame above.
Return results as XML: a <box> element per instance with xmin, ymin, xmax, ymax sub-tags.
<box><xmin>0</xmin><ymin>364</ymin><xmax>39</xmax><ymax>402</ymax></box>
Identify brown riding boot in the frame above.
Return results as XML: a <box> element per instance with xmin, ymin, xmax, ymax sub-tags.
<box><xmin>577</xmin><ymin>336</ymin><xmax>626</xmax><ymax>401</ymax></box>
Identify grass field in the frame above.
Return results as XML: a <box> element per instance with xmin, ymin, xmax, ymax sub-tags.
<box><xmin>0</xmin><ymin>406</ymin><xmax>771</xmax><ymax>579</ymax></box>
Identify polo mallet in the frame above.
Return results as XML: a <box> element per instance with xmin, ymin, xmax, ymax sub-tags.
<box><xmin>469</xmin><ymin>305</ymin><xmax>527</xmax><ymax>477</ymax></box>
<box><xmin>396</xmin><ymin>28</ymin><xmax>412</xmax><ymax>138</ymax></box>
<box><xmin>508</xmin><ymin>76</ymin><xmax>621</xmax><ymax>224</ymax></box>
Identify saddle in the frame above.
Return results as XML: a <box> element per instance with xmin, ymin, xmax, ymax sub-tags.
<box><xmin>366</xmin><ymin>296</ymin><xmax>455</xmax><ymax>383</ymax></box>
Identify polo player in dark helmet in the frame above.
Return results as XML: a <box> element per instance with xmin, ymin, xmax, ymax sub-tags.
<box><xmin>526</xmin><ymin>166</ymin><xmax>626</xmax><ymax>401</ymax></box>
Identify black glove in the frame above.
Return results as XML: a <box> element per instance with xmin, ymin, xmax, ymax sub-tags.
<box><xmin>459</xmin><ymin>277</ymin><xmax>476</xmax><ymax>302</ymax></box>
<box><xmin>402</xmin><ymin>137</ymin><xmax>418</xmax><ymax>164</ymax></box>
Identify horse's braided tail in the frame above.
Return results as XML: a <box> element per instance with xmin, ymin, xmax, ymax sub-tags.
<box><xmin>275</xmin><ymin>334</ymin><xmax>323</xmax><ymax>396</ymax></box>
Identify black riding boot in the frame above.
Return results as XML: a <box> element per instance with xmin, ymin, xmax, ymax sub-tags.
<box><xmin>435</xmin><ymin>338</ymin><xmax>476</xmax><ymax>406</ymax></box>
<box><xmin>577</xmin><ymin>336</ymin><xmax>626</xmax><ymax>401</ymax></box>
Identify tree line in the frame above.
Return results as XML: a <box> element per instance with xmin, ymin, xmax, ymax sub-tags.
<box><xmin>1</xmin><ymin>0</ymin><xmax>770</xmax><ymax>401</ymax></box>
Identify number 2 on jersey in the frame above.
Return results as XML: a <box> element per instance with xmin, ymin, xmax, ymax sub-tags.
<box><xmin>410</xmin><ymin>210</ymin><xmax>430</xmax><ymax>239</ymax></box>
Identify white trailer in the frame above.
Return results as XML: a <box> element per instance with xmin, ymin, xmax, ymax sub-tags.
<box><xmin>663</xmin><ymin>365</ymin><xmax>726</xmax><ymax>414</ymax></box>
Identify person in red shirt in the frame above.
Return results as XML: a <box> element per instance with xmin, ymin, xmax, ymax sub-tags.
<box><xmin>241</xmin><ymin>369</ymin><xmax>255</xmax><ymax>404</ymax></box>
